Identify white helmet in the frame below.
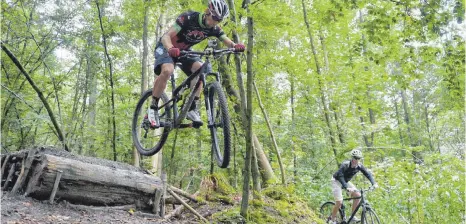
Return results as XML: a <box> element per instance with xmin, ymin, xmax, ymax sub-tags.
<box><xmin>208</xmin><ymin>0</ymin><xmax>230</xmax><ymax>20</ymax></box>
<box><xmin>350</xmin><ymin>148</ymin><xmax>363</xmax><ymax>159</ymax></box>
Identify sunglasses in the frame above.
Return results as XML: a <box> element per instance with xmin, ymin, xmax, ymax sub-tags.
<box><xmin>209</xmin><ymin>10</ymin><xmax>223</xmax><ymax>22</ymax></box>
<box><xmin>352</xmin><ymin>157</ymin><xmax>361</xmax><ymax>160</ymax></box>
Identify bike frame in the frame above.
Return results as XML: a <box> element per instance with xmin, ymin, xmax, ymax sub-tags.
<box><xmin>157</xmin><ymin>53</ymin><xmax>221</xmax><ymax>129</ymax></box>
<box><xmin>340</xmin><ymin>188</ymin><xmax>372</xmax><ymax>223</ymax></box>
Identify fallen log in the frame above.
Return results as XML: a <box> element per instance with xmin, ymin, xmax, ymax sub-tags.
<box><xmin>28</xmin><ymin>154</ymin><xmax>162</xmax><ymax>208</ymax></box>
<box><xmin>169</xmin><ymin>185</ymin><xmax>201</xmax><ymax>203</ymax></box>
<box><xmin>1</xmin><ymin>147</ymin><xmax>163</xmax><ymax>210</ymax></box>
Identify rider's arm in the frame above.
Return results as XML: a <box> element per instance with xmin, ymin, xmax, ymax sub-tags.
<box><xmin>334</xmin><ymin>162</ymin><xmax>350</xmax><ymax>189</ymax></box>
<box><xmin>161</xmin><ymin>26</ymin><xmax>179</xmax><ymax>50</ymax></box>
<box><xmin>359</xmin><ymin>164</ymin><xmax>376</xmax><ymax>185</ymax></box>
<box><xmin>221</xmin><ymin>37</ymin><xmax>236</xmax><ymax>48</ymax></box>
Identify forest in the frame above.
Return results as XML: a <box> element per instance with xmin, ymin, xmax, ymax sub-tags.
<box><xmin>1</xmin><ymin>0</ymin><xmax>464</xmax><ymax>223</ymax></box>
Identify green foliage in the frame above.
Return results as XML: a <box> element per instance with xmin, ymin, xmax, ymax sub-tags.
<box><xmin>1</xmin><ymin>0</ymin><xmax>463</xmax><ymax>223</ymax></box>
<box><xmin>210</xmin><ymin>184</ymin><xmax>324</xmax><ymax>224</ymax></box>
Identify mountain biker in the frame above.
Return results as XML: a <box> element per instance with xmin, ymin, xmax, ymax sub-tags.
<box><xmin>328</xmin><ymin>148</ymin><xmax>378</xmax><ymax>224</ymax></box>
<box><xmin>149</xmin><ymin>0</ymin><xmax>245</xmax><ymax>128</ymax></box>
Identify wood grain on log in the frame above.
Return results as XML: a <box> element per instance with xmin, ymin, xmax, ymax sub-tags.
<box><xmin>27</xmin><ymin>154</ymin><xmax>162</xmax><ymax>208</ymax></box>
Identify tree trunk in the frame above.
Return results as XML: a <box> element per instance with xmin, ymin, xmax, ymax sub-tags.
<box><xmin>251</xmin><ymin>145</ymin><xmax>261</xmax><ymax>199</ymax></box>
<box><xmin>423</xmin><ymin>101</ymin><xmax>434</xmax><ymax>151</ymax></box>
<box><xmin>134</xmin><ymin>0</ymin><xmax>151</xmax><ymax>167</ymax></box>
<box><xmin>301</xmin><ymin>0</ymin><xmax>338</xmax><ymax>166</ymax></box>
<box><xmin>393</xmin><ymin>94</ymin><xmax>404</xmax><ymax>146</ymax></box>
<box><xmin>95</xmin><ymin>0</ymin><xmax>117</xmax><ymax>161</ymax></box>
<box><xmin>224</xmin><ymin>0</ymin><xmax>275</xmax><ymax>186</ymax></box>
<box><xmin>401</xmin><ymin>90</ymin><xmax>422</xmax><ymax>163</ymax></box>
<box><xmin>290</xmin><ymin>76</ymin><xmax>297</xmax><ymax>183</ymax></box>
<box><xmin>253</xmin><ymin>82</ymin><xmax>285</xmax><ymax>185</ymax></box>
<box><xmin>151</xmin><ymin>12</ymin><xmax>165</xmax><ymax>175</ymax></box>
<box><xmin>318</xmin><ymin>31</ymin><xmax>345</xmax><ymax>145</ymax></box>
<box><xmin>241</xmin><ymin>0</ymin><xmax>253</xmax><ymax>217</ymax></box>
<box><xmin>86</xmin><ymin>33</ymin><xmax>98</xmax><ymax>156</ymax></box>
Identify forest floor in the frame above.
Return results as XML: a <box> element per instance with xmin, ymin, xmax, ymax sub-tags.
<box><xmin>1</xmin><ymin>147</ymin><xmax>323</xmax><ymax>223</ymax></box>
<box><xmin>1</xmin><ymin>190</ymin><xmax>233</xmax><ymax>223</ymax></box>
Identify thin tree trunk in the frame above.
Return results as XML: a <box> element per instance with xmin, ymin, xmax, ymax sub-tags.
<box><xmin>319</xmin><ymin>31</ymin><xmax>345</xmax><ymax>145</ymax></box>
<box><xmin>1</xmin><ymin>42</ymin><xmax>69</xmax><ymax>151</ymax></box>
<box><xmin>331</xmin><ymin>103</ymin><xmax>345</xmax><ymax>144</ymax></box>
<box><xmin>251</xmin><ymin>144</ymin><xmax>261</xmax><ymax>199</ymax></box>
<box><xmin>241</xmin><ymin>0</ymin><xmax>253</xmax><ymax>217</ymax></box>
<box><xmin>253</xmin><ymin>82</ymin><xmax>285</xmax><ymax>185</ymax></box>
<box><xmin>86</xmin><ymin>33</ymin><xmax>97</xmax><ymax>156</ymax></box>
<box><xmin>423</xmin><ymin>102</ymin><xmax>434</xmax><ymax>151</ymax></box>
<box><xmin>401</xmin><ymin>90</ymin><xmax>413</xmax><ymax>145</ymax></box>
<box><xmin>290</xmin><ymin>76</ymin><xmax>298</xmax><ymax>182</ymax></box>
<box><xmin>134</xmin><ymin>0</ymin><xmax>150</xmax><ymax>167</ymax></box>
<box><xmin>359</xmin><ymin>106</ymin><xmax>371</xmax><ymax>147</ymax></box>
<box><xmin>224</xmin><ymin>0</ymin><xmax>275</xmax><ymax>186</ymax></box>
<box><xmin>358</xmin><ymin>10</ymin><xmax>375</xmax><ymax>148</ymax></box>
<box><xmin>96</xmin><ymin>0</ymin><xmax>117</xmax><ymax>161</ymax></box>
<box><xmin>393</xmin><ymin>94</ymin><xmax>404</xmax><ymax>146</ymax></box>
<box><xmin>301</xmin><ymin>0</ymin><xmax>338</xmax><ymax>166</ymax></box>
<box><xmin>151</xmin><ymin>12</ymin><xmax>165</xmax><ymax>174</ymax></box>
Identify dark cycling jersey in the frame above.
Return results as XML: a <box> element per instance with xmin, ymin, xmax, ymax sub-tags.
<box><xmin>170</xmin><ymin>11</ymin><xmax>227</xmax><ymax>50</ymax></box>
<box><xmin>333</xmin><ymin>160</ymin><xmax>375</xmax><ymax>189</ymax></box>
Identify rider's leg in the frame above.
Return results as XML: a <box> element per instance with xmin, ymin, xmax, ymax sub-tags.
<box><xmin>190</xmin><ymin>61</ymin><xmax>204</xmax><ymax>97</ymax></box>
<box><xmin>331</xmin><ymin>200</ymin><xmax>342</xmax><ymax>221</ymax></box>
<box><xmin>150</xmin><ymin>42</ymin><xmax>175</xmax><ymax>127</ymax></box>
<box><xmin>153</xmin><ymin>63</ymin><xmax>175</xmax><ymax>99</ymax></box>
<box><xmin>330</xmin><ymin>178</ymin><xmax>343</xmax><ymax>221</ymax></box>
<box><xmin>351</xmin><ymin>191</ymin><xmax>361</xmax><ymax>214</ymax></box>
<box><xmin>346</xmin><ymin>182</ymin><xmax>360</xmax><ymax>214</ymax></box>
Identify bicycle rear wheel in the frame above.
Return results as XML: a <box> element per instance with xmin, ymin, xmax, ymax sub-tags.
<box><xmin>320</xmin><ymin>202</ymin><xmax>344</xmax><ymax>223</ymax></box>
<box><xmin>132</xmin><ymin>90</ymin><xmax>172</xmax><ymax>156</ymax></box>
<box><xmin>207</xmin><ymin>81</ymin><xmax>231</xmax><ymax>168</ymax></box>
<box><xmin>361</xmin><ymin>207</ymin><xmax>380</xmax><ymax>224</ymax></box>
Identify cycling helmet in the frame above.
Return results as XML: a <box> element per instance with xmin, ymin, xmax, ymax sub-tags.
<box><xmin>350</xmin><ymin>148</ymin><xmax>363</xmax><ymax>159</ymax></box>
<box><xmin>208</xmin><ymin>0</ymin><xmax>230</xmax><ymax>20</ymax></box>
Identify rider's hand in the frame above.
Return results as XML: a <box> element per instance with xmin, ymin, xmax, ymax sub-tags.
<box><xmin>373</xmin><ymin>183</ymin><xmax>379</xmax><ymax>189</ymax></box>
<box><xmin>233</xmin><ymin>43</ymin><xmax>245</xmax><ymax>52</ymax></box>
<box><xmin>168</xmin><ymin>47</ymin><xmax>180</xmax><ymax>57</ymax></box>
<box><xmin>346</xmin><ymin>187</ymin><xmax>355</xmax><ymax>193</ymax></box>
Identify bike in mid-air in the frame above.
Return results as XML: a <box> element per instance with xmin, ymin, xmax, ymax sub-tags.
<box><xmin>132</xmin><ymin>40</ymin><xmax>239</xmax><ymax>168</ymax></box>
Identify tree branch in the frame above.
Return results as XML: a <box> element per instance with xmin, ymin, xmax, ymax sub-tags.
<box><xmin>1</xmin><ymin>42</ymin><xmax>69</xmax><ymax>151</ymax></box>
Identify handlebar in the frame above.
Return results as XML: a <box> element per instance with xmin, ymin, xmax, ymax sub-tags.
<box><xmin>347</xmin><ymin>185</ymin><xmax>376</xmax><ymax>193</ymax></box>
<box><xmin>179</xmin><ymin>48</ymin><xmax>240</xmax><ymax>57</ymax></box>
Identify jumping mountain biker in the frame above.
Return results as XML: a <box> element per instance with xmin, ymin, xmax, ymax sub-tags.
<box><xmin>149</xmin><ymin>0</ymin><xmax>245</xmax><ymax>128</ymax></box>
<box><xmin>328</xmin><ymin>148</ymin><xmax>378</xmax><ymax>224</ymax></box>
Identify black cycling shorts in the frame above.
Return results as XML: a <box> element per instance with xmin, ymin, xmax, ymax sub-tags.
<box><xmin>153</xmin><ymin>42</ymin><xmax>202</xmax><ymax>76</ymax></box>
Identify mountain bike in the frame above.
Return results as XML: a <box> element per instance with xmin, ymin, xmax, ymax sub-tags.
<box><xmin>132</xmin><ymin>41</ymin><xmax>238</xmax><ymax>168</ymax></box>
<box><xmin>320</xmin><ymin>186</ymin><xmax>380</xmax><ymax>224</ymax></box>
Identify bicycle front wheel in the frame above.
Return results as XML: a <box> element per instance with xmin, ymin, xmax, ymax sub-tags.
<box><xmin>132</xmin><ymin>90</ymin><xmax>172</xmax><ymax>156</ymax></box>
<box><xmin>361</xmin><ymin>207</ymin><xmax>380</xmax><ymax>224</ymax></box>
<box><xmin>207</xmin><ymin>81</ymin><xmax>231</xmax><ymax>168</ymax></box>
<box><xmin>320</xmin><ymin>202</ymin><xmax>343</xmax><ymax>223</ymax></box>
